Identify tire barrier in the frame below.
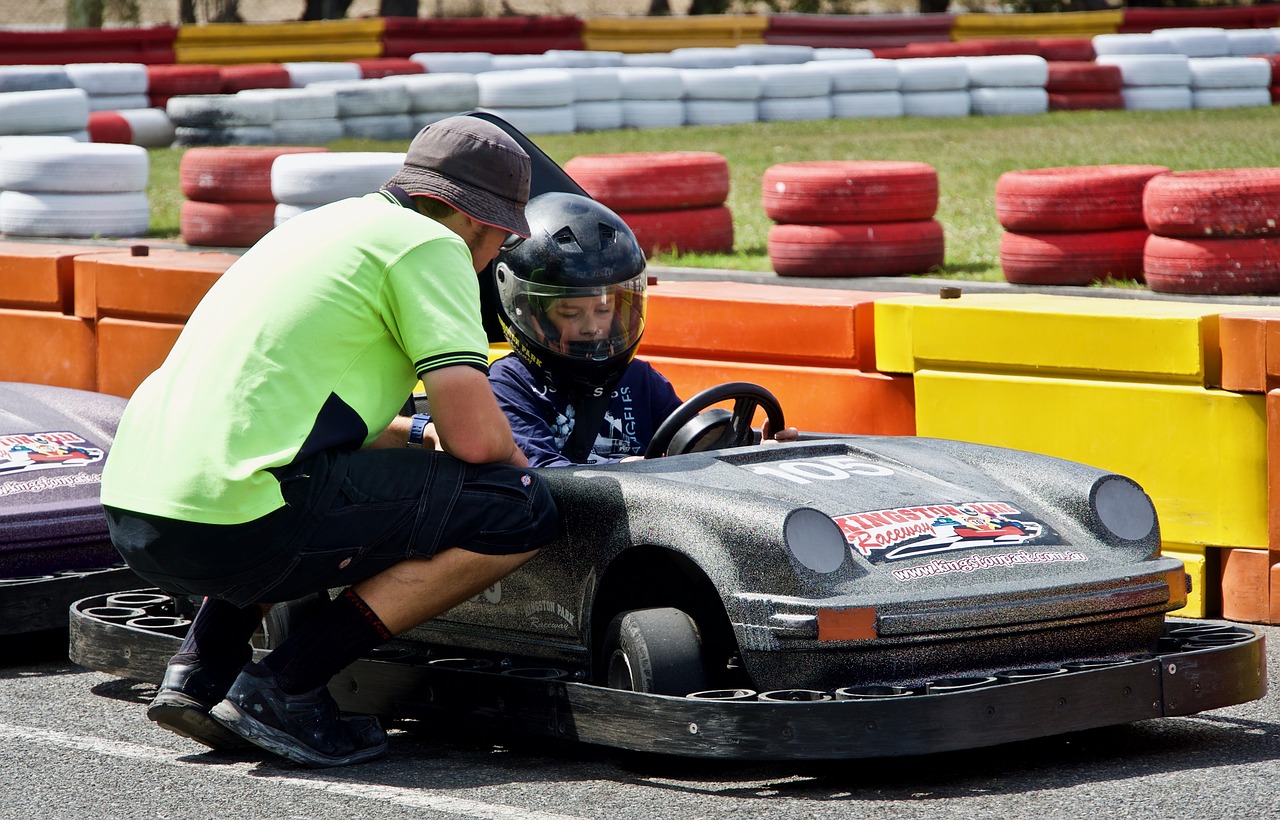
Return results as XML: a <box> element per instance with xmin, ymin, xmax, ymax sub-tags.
<box><xmin>565</xmin><ymin>151</ymin><xmax>734</xmax><ymax>256</ymax></box>
<box><xmin>964</xmin><ymin>55</ymin><xmax>1050</xmax><ymax>116</ymax></box>
<box><xmin>179</xmin><ymin>144</ymin><xmax>330</xmax><ymax>245</ymax></box>
<box><xmin>763</xmin><ymin>160</ymin><xmax>942</xmax><ymax>277</ymax></box>
<box><xmin>0</xmin><ymin>142</ymin><xmax>149</xmax><ymax>238</ymax></box>
<box><xmin>1046</xmin><ymin>61</ymin><xmax>1123</xmax><ymax>111</ymax></box>
<box><xmin>145</xmin><ymin>64</ymin><xmax>223</xmax><ymax>109</ymax></box>
<box><xmin>995</xmin><ymin>164</ymin><xmax>1168</xmax><ymax>285</ymax></box>
<box><xmin>269</xmin><ymin>151</ymin><xmax>405</xmax><ymax>227</ymax></box>
<box><xmin>1142</xmin><ymin>168</ymin><xmax>1280</xmax><ymax>295</ymax></box>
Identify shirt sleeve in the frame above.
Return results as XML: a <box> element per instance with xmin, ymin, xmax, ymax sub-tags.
<box><xmin>489</xmin><ymin>356</ymin><xmax>574</xmax><ymax>469</ymax></box>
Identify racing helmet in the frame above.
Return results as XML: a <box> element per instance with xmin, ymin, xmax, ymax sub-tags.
<box><xmin>494</xmin><ymin>191</ymin><xmax>647</xmax><ymax>395</ymax></box>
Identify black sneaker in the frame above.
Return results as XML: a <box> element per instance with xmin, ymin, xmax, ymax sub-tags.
<box><xmin>209</xmin><ymin>661</ymin><xmax>387</xmax><ymax>768</ymax></box>
<box><xmin>147</xmin><ymin>661</ymin><xmax>250</xmax><ymax>751</ymax></box>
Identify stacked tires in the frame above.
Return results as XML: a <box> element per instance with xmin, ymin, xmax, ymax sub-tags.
<box><xmin>179</xmin><ymin>146</ymin><xmax>329</xmax><ymax>248</ymax></box>
<box><xmin>763</xmin><ymin>161</ymin><xmax>943</xmax><ymax>278</ymax></box>
<box><xmin>1045</xmin><ymin>61</ymin><xmax>1123</xmax><ymax>112</ymax></box>
<box><xmin>1143</xmin><ymin>168</ymin><xmax>1280</xmax><ymax>295</ymax></box>
<box><xmin>564</xmin><ymin>152</ymin><xmax>734</xmax><ymax>257</ymax></box>
<box><xmin>995</xmin><ymin>165</ymin><xmax>1168</xmax><ymax>286</ymax></box>
<box><xmin>0</xmin><ymin>142</ymin><xmax>149</xmax><ymax>238</ymax></box>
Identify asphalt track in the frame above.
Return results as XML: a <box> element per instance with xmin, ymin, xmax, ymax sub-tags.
<box><xmin>0</xmin><ymin>619</ymin><xmax>1276</xmax><ymax>820</ymax></box>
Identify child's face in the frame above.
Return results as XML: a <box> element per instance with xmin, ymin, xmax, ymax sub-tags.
<box><xmin>546</xmin><ymin>294</ymin><xmax>616</xmax><ymax>341</ymax></box>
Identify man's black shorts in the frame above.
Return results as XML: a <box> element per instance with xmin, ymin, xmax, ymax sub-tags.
<box><xmin>105</xmin><ymin>447</ymin><xmax>559</xmax><ymax>607</ymax></box>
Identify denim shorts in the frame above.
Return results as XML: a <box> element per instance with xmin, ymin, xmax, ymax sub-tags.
<box><xmin>105</xmin><ymin>447</ymin><xmax>559</xmax><ymax>607</ymax></box>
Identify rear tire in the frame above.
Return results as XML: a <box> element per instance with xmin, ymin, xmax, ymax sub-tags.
<box><xmin>602</xmin><ymin>608</ymin><xmax>707</xmax><ymax>696</ymax></box>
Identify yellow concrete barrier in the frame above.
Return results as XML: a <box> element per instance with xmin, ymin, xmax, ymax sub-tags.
<box><xmin>175</xmin><ymin>19</ymin><xmax>385</xmax><ymax>64</ymax></box>
<box><xmin>952</xmin><ymin>10</ymin><xmax>1122</xmax><ymax>40</ymax></box>
<box><xmin>582</xmin><ymin>14</ymin><xmax>767</xmax><ymax>53</ymax></box>
<box><xmin>1162</xmin><ymin>543</ymin><xmax>1209</xmax><ymax>619</ymax></box>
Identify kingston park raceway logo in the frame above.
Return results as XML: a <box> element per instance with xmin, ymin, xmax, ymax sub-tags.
<box><xmin>834</xmin><ymin>501</ymin><xmax>1059</xmax><ymax>563</ymax></box>
<box><xmin>0</xmin><ymin>431</ymin><xmax>104</xmax><ymax>477</ymax></box>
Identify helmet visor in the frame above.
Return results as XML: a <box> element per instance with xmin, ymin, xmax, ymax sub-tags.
<box><xmin>512</xmin><ymin>273</ymin><xmax>647</xmax><ymax>363</ymax></box>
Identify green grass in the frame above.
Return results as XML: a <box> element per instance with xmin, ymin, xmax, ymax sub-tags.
<box><xmin>147</xmin><ymin>105</ymin><xmax>1280</xmax><ymax>285</ymax></box>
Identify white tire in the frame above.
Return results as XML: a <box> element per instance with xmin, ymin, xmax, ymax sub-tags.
<box><xmin>0</xmin><ymin>135</ymin><xmax>77</xmax><ymax>152</ymax></box>
<box><xmin>570</xmin><ymin>67</ymin><xmax>622</xmax><ymax>102</ymax></box>
<box><xmin>680</xmin><ymin>68</ymin><xmax>760</xmax><ymax>101</ymax></box>
<box><xmin>87</xmin><ymin>93</ymin><xmax>151</xmax><ymax>113</ymax></box>
<box><xmin>64</xmin><ymin>62</ymin><xmax>148</xmax><ymax>96</ymax></box>
<box><xmin>1096</xmin><ymin>54</ymin><xmax>1192</xmax><ymax>87</ymax></box>
<box><xmin>616</xmin><ymin>67</ymin><xmax>684</xmax><ymax>100</ymax></box>
<box><xmin>964</xmin><ymin>55</ymin><xmax>1049</xmax><ymax>88</ymax></box>
<box><xmin>621</xmin><ymin>53</ymin><xmax>683</xmax><ymax>69</ymax></box>
<box><xmin>733</xmin><ymin>44</ymin><xmax>815</xmax><ymax>65</ymax></box>
<box><xmin>489</xmin><ymin>53</ymin><xmax>567</xmax><ymax>71</ymax></box>
<box><xmin>118</xmin><ymin>108</ymin><xmax>176</xmax><ymax>148</ymax></box>
<box><xmin>1121</xmin><ymin>85</ymin><xmax>1193</xmax><ymax>110</ymax></box>
<box><xmin>476</xmin><ymin>105</ymin><xmax>575</xmax><ymax>135</ymax></box>
<box><xmin>1191</xmin><ymin>87</ymin><xmax>1272</xmax><ymax>109</ymax></box>
<box><xmin>813</xmin><ymin>58</ymin><xmax>900</xmax><ymax>93</ymax></box>
<box><xmin>813</xmin><ymin>48</ymin><xmax>874</xmax><ymax>61</ymax></box>
<box><xmin>388</xmin><ymin>73</ymin><xmax>479</xmax><ymax>113</ymax></box>
<box><xmin>1188</xmin><ymin>57</ymin><xmax>1271</xmax><ymax>89</ymax></box>
<box><xmin>0</xmin><ymin>142</ymin><xmax>148</xmax><ymax>193</ymax></box>
<box><xmin>758</xmin><ymin>96</ymin><xmax>832</xmax><ymax>122</ymax></box>
<box><xmin>902</xmin><ymin>90</ymin><xmax>972</xmax><ymax>117</ymax></box>
<box><xmin>0</xmin><ymin>88</ymin><xmax>90</xmax><ymax>136</ymax></box>
<box><xmin>477</xmin><ymin>69</ymin><xmax>575</xmax><ymax>108</ymax></box>
<box><xmin>1152</xmin><ymin>26</ymin><xmax>1230</xmax><ymax>58</ymax></box>
<box><xmin>547</xmin><ymin>49</ymin><xmax>623</xmax><ymax>68</ymax></box>
<box><xmin>0</xmin><ymin>65</ymin><xmax>73</xmax><ymax>93</ymax></box>
<box><xmin>683</xmin><ymin>99</ymin><xmax>758</xmax><ymax>126</ymax></box>
<box><xmin>409</xmin><ymin>52</ymin><xmax>493</xmax><ymax>74</ymax></box>
<box><xmin>832</xmin><ymin>91</ymin><xmax>904</xmax><ymax>119</ymax></box>
<box><xmin>573</xmin><ymin>100</ymin><xmax>623</xmax><ymax>131</ymax></box>
<box><xmin>274</xmin><ymin>202</ymin><xmax>313</xmax><ymax>226</ymax></box>
<box><xmin>283</xmin><ymin>61</ymin><xmax>361</xmax><ymax>88</ymax></box>
<box><xmin>311</xmin><ymin>79</ymin><xmax>409</xmax><ymax>117</ymax></box>
<box><xmin>270</xmin><ymin>117</ymin><xmax>344</xmax><ymax>145</ymax></box>
<box><xmin>738</xmin><ymin>64</ymin><xmax>831</xmax><ymax>98</ymax></box>
<box><xmin>970</xmin><ymin>87</ymin><xmax>1049</xmax><ymax>115</ymax></box>
<box><xmin>173</xmin><ymin>125</ymin><xmax>276</xmax><ymax>146</ymax></box>
<box><xmin>341</xmin><ymin>113</ymin><xmax>418</xmax><ymax>141</ymax></box>
<box><xmin>668</xmin><ymin>47</ymin><xmax>747</xmax><ymax>69</ymax></box>
<box><xmin>271</xmin><ymin>152</ymin><xmax>406</xmax><ymax>206</ymax></box>
<box><xmin>1226</xmin><ymin>30</ymin><xmax>1277</xmax><ymax>57</ymax></box>
<box><xmin>237</xmin><ymin>87</ymin><xmax>338</xmax><ymax>121</ymax></box>
<box><xmin>897</xmin><ymin>57</ymin><xmax>969</xmax><ymax>92</ymax></box>
<box><xmin>0</xmin><ymin>190</ymin><xmax>148</xmax><ymax>238</ymax></box>
<box><xmin>620</xmin><ymin>99</ymin><xmax>684</xmax><ymax>128</ymax></box>
<box><xmin>167</xmin><ymin>94</ymin><xmax>273</xmax><ymax>128</ymax></box>
<box><xmin>1092</xmin><ymin>33</ymin><xmax>1176</xmax><ymax>56</ymax></box>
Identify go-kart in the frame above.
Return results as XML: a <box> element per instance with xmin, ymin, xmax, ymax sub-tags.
<box><xmin>70</xmin><ymin>381</ymin><xmax>1266</xmax><ymax>760</ymax></box>
<box><xmin>0</xmin><ymin>381</ymin><xmax>139</xmax><ymax>634</ymax></box>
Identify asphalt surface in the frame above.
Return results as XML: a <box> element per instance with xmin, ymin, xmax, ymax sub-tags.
<box><xmin>1</xmin><ymin>622</ymin><xmax>1277</xmax><ymax>820</ymax></box>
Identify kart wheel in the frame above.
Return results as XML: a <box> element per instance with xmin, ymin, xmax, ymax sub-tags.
<box><xmin>603</xmin><ymin>608</ymin><xmax>707</xmax><ymax>696</ymax></box>
<box><xmin>257</xmin><ymin>591</ymin><xmax>330</xmax><ymax>650</ymax></box>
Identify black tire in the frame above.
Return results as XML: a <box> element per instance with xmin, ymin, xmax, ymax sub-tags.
<box><xmin>255</xmin><ymin>591</ymin><xmax>331</xmax><ymax>650</ymax></box>
<box><xmin>602</xmin><ymin>608</ymin><xmax>707</xmax><ymax>696</ymax></box>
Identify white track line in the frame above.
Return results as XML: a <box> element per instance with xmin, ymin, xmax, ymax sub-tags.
<box><xmin>0</xmin><ymin>723</ymin><xmax>586</xmax><ymax>820</ymax></box>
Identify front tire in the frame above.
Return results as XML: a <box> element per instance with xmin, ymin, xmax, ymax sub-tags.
<box><xmin>602</xmin><ymin>608</ymin><xmax>708</xmax><ymax>696</ymax></box>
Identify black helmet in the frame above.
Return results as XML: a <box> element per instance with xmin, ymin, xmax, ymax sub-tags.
<box><xmin>494</xmin><ymin>191</ymin><xmax>647</xmax><ymax>396</ymax></box>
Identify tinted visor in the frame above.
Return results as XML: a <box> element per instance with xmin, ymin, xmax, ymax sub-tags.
<box><xmin>512</xmin><ymin>273</ymin><xmax>646</xmax><ymax>362</ymax></box>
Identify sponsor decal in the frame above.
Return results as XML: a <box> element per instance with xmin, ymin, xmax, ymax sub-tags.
<box><xmin>834</xmin><ymin>501</ymin><xmax>1060</xmax><ymax>564</ymax></box>
<box><xmin>0</xmin><ymin>431</ymin><xmax>104</xmax><ymax>477</ymax></box>
<box><xmin>522</xmin><ymin>599</ymin><xmax>576</xmax><ymax>632</ymax></box>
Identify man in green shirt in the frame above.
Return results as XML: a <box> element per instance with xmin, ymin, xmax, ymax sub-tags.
<box><xmin>101</xmin><ymin>115</ymin><xmax>559</xmax><ymax>768</ymax></box>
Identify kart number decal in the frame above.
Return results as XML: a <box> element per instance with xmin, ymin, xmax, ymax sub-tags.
<box><xmin>0</xmin><ymin>431</ymin><xmax>105</xmax><ymax>492</ymax></box>
<box><xmin>834</xmin><ymin>501</ymin><xmax>1062</xmax><ymax>565</ymax></box>
<box><xmin>745</xmin><ymin>456</ymin><xmax>894</xmax><ymax>484</ymax></box>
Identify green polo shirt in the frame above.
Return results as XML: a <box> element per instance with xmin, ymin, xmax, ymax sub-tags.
<box><xmin>100</xmin><ymin>192</ymin><xmax>489</xmax><ymax>525</ymax></box>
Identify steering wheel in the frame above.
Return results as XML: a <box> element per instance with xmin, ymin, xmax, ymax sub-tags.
<box><xmin>644</xmin><ymin>382</ymin><xmax>785</xmax><ymax>459</ymax></box>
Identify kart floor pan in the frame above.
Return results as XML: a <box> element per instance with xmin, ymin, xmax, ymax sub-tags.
<box><xmin>69</xmin><ymin>590</ymin><xmax>1267</xmax><ymax>761</ymax></box>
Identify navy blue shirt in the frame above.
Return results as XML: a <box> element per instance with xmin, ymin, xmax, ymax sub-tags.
<box><xmin>489</xmin><ymin>354</ymin><xmax>683</xmax><ymax>468</ymax></box>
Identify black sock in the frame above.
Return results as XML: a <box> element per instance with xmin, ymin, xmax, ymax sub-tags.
<box><xmin>170</xmin><ymin>597</ymin><xmax>262</xmax><ymax>678</ymax></box>
<box><xmin>261</xmin><ymin>588</ymin><xmax>392</xmax><ymax>695</ymax></box>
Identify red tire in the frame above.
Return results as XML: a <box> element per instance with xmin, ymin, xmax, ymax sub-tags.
<box><xmin>767</xmin><ymin>220</ymin><xmax>945</xmax><ymax>278</ymax></box>
<box><xmin>181</xmin><ymin>200</ymin><xmax>278</xmax><ymax>248</ymax></box>
<box><xmin>564</xmin><ymin>152</ymin><xmax>730</xmax><ymax>212</ymax></box>
<box><xmin>219</xmin><ymin>63</ymin><xmax>291</xmax><ymax>94</ymax></box>
<box><xmin>1143</xmin><ymin>168</ymin><xmax>1280</xmax><ymax>238</ymax></box>
<box><xmin>349</xmin><ymin>58</ymin><xmax>425</xmax><ymax>79</ymax></box>
<box><xmin>180</xmin><ymin>146</ymin><xmax>330</xmax><ymax>203</ymax></box>
<box><xmin>618</xmin><ymin>205</ymin><xmax>734</xmax><ymax>256</ymax></box>
<box><xmin>1035</xmin><ymin>37</ymin><xmax>1095</xmax><ymax>62</ymax></box>
<box><xmin>1045</xmin><ymin>62</ymin><xmax>1122</xmax><ymax>93</ymax></box>
<box><xmin>87</xmin><ymin>111</ymin><xmax>131</xmax><ymax>144</ymax></box>
<box><xmin>1048</xmin><ymin>92</ymin><xmax>1124</xmax><ymax>111</ymax></box>
<box><xmin>762</xmin><ymin>161</ymin><xmax>938</xmax><ymax>225</ymax></box>
<box><xmin>1000</xmin><ymin>229</ymin><xmax>1148</xmax><ymax>286</ymax></box>
<box><xmin>1144</xmin><ymin>234</ymin><xmax>1280</xmax><ymax>295</ymax></box>
<box><xmin>146</xmin><ymin>64</ymin><xmax>223</xmax><ymax>98</ymax></box>
<box><xmin>995</xmin><ymin>164</ymin><xmax>1170</xmax><ymax>233</ymax></box>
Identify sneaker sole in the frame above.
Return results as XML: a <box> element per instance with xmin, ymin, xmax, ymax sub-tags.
<box><xmin>148</xmin><ymin>691</ymin><xmax>250</xmax><ymax>751</ymax></box>
<box><xmin>209</xmin><ymin>700</ymin><xmax>388</xmax><ymax>768</ymax></box>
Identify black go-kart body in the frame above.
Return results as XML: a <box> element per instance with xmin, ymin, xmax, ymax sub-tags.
<box><xmin>1</xmin><ymin>381</ymin><xmax>139</xmax><ymax>634</ymax></box>
<box><xmin>67</xmin><ymin>114</ymin><xmax>1266</xmax><ymax>760</ymax></box>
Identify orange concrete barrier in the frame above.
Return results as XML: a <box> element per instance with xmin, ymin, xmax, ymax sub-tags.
<box><xmin>0</xmin><ymin>308</ymin><xmax>95</xmax><ymax>390</ymax></box>
<box><xmin>0</xmin><ymin>242</ymin><xmax>128</xmax><ymax>314</ymax></box>
<box><xmin>74</xmin><ymin>247</ymin><xmax>236</xmax><ymax>323</ymax></box>
<box><xmin>1218</xmin><ymin>310</ymin><xmax>1280</xmax><ymax>393</ymax></box>
<box><xmin>95</xmin><ymin>318</ymin><xmax>184</xmax><ymax>399</ymax></box>
<box><xmin>640</xmin><ymin>355</ymin><xmax>915</xmax><ymax>436</ymax></box>
<box><xmin>642</xmin><ymin>281</ymin><xmax>901</xmax><ymax>371</ymax></box>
